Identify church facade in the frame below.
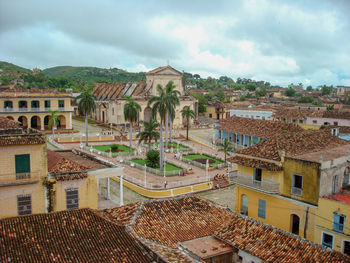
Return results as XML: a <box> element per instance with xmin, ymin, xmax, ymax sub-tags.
<box><xmin>92</xmin><ymin>66</ymin><xmax>198</xmax><ymax>129</ymax></box>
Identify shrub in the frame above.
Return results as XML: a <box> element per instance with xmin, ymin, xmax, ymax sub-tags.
<box><xmin>195</xmin><ymin>158</ymin><xmax>215</xmax><ymax>164</ymax></box>
<box><xmin>110</xmin><ymin>144</ymin><xmax>119</xmax><ymax>151</ymax></box>
<box><xmin>146</xmin><ymin>150</ymin><xmax>160</xmax><ymax>168</ymax></box>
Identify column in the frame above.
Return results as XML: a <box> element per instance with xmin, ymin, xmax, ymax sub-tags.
<box><xmin>40</xmin><ymin>116</ymin><xmax>45</xmax><ymax>131</ymax></box>
<box><xmin>120</xmin><ymin>175</ymin><xmax>124</xmax><ymax>206</ymax></box>
<box><xmin>107</xmin><ymin>177</ymin><xmax>110</xmax><ymax>199</ymax></box>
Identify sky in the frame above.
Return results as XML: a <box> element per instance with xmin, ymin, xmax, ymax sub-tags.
<box><xmin>0</xmin><ymin>0</ymin><xmax>349</xmax><ymax>87</ymax></box>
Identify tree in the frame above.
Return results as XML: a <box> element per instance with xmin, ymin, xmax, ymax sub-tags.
<box><xmin>191</xmin><ymin>93</ymin><xmax>207</xmax><ymax>113</ymax></box>
<box><xmin>181</xmin><ymin>106</ymin><xmax>195</xmax><ymax>140</ymax></box>
<box><xmin>124</xmin><ymin>96</ymin><xmax>141</xmax><ymax>153</ymax></box>
<box><xmin>217</xmin><ymin>138</ymin><xmax>234</xmax><ymax>163</ymax></box>
<box><xmin>164</xmin><ymin>81</ymin><xmax>180</xmax><ymax>150</ymax></box>
<box><xmin>327</xmin><ymin>105</ymin><xmax>335</xmax><ymax>110</ymax></box>
<box><xmin>137</xmin><ymin>118</ymin><xmax>160</xmax><ymax>151</ymax></box>
<box><xmin>48</xmin><ymin>110</ymin><xmax>60</xmax><ymax>138</ymax></box>
<box><xmin>148</xmin><ymin>85</ymin><xmax>167</xmax><ymax>172</ymax></box>
<box><xmin>146</xmin><ymin>150</ymin><xmax>160</xmax><ymax>168</ymax></box>
<box><xmin>285</xmin><ymin>87</ymin><xmax>296</xmax><ymax>97</ymax></box>
<box><xmin>298</xmin><ymin>96</ymin><xmax>314</xmax><ymax>103</ymax></box>
<box><xmin>306</xmin><ymin>85</ymin><xmax>313</xmax><ymax>91</ymax></box>
<box><xmin>247</xmin><ymin>83</ymin><xmax>256</xmax><ymax>91</ymax></box>
<box><xmin>76</xmin><ymin>89</ymin><xmax>96</xmax><ymax>146</ymax></box>
<box><xmin>321</xmin><ymin>85</ymin><xmax>332</xmax><ymax>96</ymax></box>
<box><xmin>255</xmin><ymin>87</ymin><xmax>267</xmax><ymax>97</ymax></box>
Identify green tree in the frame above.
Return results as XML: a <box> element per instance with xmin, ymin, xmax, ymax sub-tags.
<box><xmin>124</xmin><ymin>96</ymin><xmax>141</xmax><ymax>153</ymax></box>
<box><xmin>217</xmin><ymin>138</ymin><xmax>234</xmax><ymax>163</ymax></box>
<box><xmin>255</xmin><ymin>87</ymin><xmax>267</xmax><ymax>97</ymax></box>
<box><xmin>247</xmin><ymin>83</ymin><xmax>256</xmax><ymax>91</ymax></box>
<box><xmin>285</xmin><ymin>87</ymin><xmax>296</xmax><ymax>97</ymax></box>
<box><xmin>298</xmin><ymin>96</ymin><xmax>314</xmax><ymax>103</ymax></box>
<box><xmin>191</xmin><ymin>93</ymin><xmax>207</xmax><ymax>113</ymax></box>
<box><xmin>146</xmin><ymin>150</ymin><xmax>160</xmax><ymax>168</ymax></box>
<box><xmin>148</xmin><ymin>85</ymin><xmax>167</xmax><ymax>172</ymax></box>
<box><xmin>164</xmin><ymin>81</ymin><xmax>180</xmax><ymax>150</ymax></box>
<box><xmin>137</xmin><ymin>118</ymin><xmax>160</xmax><ymax>151</ymax></box>
<box><xmin>48</xmin><ymin>110</ymin><xmax>60</xmax><ymax>138</ymax></box>
<box><xmin>321</xmin><ymin>85</ymin><xmax>332</xmax><ymax>95</ymax></box>
<box><xmin>181</xmin><ymin>106</ymin><xmax>195</xmax><ymax>140</ymax></box>
<box><xmin>306</xmin><ymin>85</ymin><xmax>313</xmax><ymax>91</ymax></box>
<box><xmin>327</xmin><ymin>105</ymin><xmax>335</xmax><ymax>110</ymax></box>
<box><xmin>76</xmin><ymin>89</ymin><xmax>96</xmax><ymax>146</ymax></box>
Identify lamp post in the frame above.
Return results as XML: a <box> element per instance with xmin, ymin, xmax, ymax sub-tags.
<box><xmin>144</xmin><ymin>164</ymin><xmax>147</xmax><ymax>187</ymax></box>
<box><xmin>120</xmin><ymin>175</ymin><xmax>124</xmax><ymax>206</ymax></box>
<box><xmin>206</xmin><ymin>158</ymin><xmax>209</xmax><ymax>182</ymax></box>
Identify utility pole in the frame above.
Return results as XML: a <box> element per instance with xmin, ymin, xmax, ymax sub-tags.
<box><xmin>304</xmin><ymin>207</ymin><xmax>309</xmax><ymax>239</ymax></box>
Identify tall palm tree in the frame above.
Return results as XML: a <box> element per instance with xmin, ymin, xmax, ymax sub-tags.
<box><xmin>148</xmin><ymin>84</ymin><xmax>167</xmax><ymax>171</ymax></box>
<box><xmin>181</xmin><ymin>106</ymin><xmax>195</xmax><ymax>140</ymax></box>
<box><xmin>48</xmin><ymin>110</ymin><xmax>60</xmax><ymax>138</ymax></box>
<box><xmin>217</xmin><ymin>138</ymin><xmax>234</xmax><ymax>163</ymax></box>
<box><xmin>124</xmin><ymin>96</ymin><xmax>141</xmax><ymax>153</ymax></box>
<box><xmin>164</xmin><ymin>81</ymin><xmax>180</xmax><ymax>149</ymax></box>
<box><xmin>76</xmin><ymin>89</ymin><xmax>96</xmax><ymax>146</ymax></box>
<box><xmin>169</xmin><ymin>108</ymin><xmax>175</xmax><ymax>143</ymax></box>
<box><xmin>137</xmin><ymin>118</ymin><xmax>160</xmax><ymax>151</ymax></box>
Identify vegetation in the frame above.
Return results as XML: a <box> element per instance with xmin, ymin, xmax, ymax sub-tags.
<box><xmin>298</xmin><ymin>96</ymin><xmax>314</xmax><ymax>103</ymax></box>
<box><xmin>190</xmin><ymin>93</ymin><xmax>207</xmax><ymax>113</ymax></box>
<box><xmin>146</xmin><ymin>150</ymin><xmax>160</xmax><ymax>168</ymax></box>
<box><xmin>285</xmin><ymin>87</ymin><xmax>296</xmax><ymax>97</ymax></box>
<box><xmin>76</xmin><ymin>89</ymin><xmax>96</xmax><ymax>146</ymax></box>
<box><xmin>72</xmin><ymin>116</ymin><xmax>97</xmax><ymax>124</ymax></box>
<box><xmin>217</xmin><ymin>138</ymin><xmax>234</xmax><ymax>162</ymax></box>
<box><xmin>110</xmin><ymin>144</ymin><xmax>119</xmax><ymax>151</ymax></box>
<box><xmin>137</xmin><ymin>118</ymin><xmax>160</xmax><ymax>151</ymax></box>
<box><xmin>132</xmin><ymin>158</ymin><xmax>182</xmax><ymax>172</ymax></box>
<box><xmin>92</xmin><ymin>144</ymin><xmax>132</xmax><ymax>152</ymax></box>
<box><xmin>181</xmin><ymin>106</ymin><xmax>195</xmax><ymax>140</ymax></box>
<box><xmin>48</xmin><ymin>110</ymin><xmax>60</xmax><ymax>137</ymax></box>
<box><xmin>183</xmin><ymin>154</ymin><xmax>224</xmax><ymax>166</ymax></box>
<box><xmin>123</xmin><ymin>96</ymin><xmax>141</xmax><ymax>153</ymax></box>
<box><xmin>0</xmin><ymin>61</ymin><xmax>31</xmax><ymax>73</ymax></box>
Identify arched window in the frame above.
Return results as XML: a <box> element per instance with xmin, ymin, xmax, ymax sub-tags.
<box><xmin>290</xmin><ymin>214</ymin><xmax>300</xmax><ymax>235</ymax></box>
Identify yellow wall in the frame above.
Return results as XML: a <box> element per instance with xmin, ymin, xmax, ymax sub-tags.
<box><xmin>282</xmin><ymin>158</ymin><xmax>320</xmax><ymax>205</ymax></box>
<box><xmin>0</xmin><ymin>143</ymin><xmax>47</xmax><ymax>218</ymax></box>
<box><xmin>235</xmin><ymin>186</ymin><xmax>316</xmax><ymax>241</ymax></box>
<box><xmin>314</xmin><ymin>198</ymin><xmax>350</xmax><ymax>252</ymax></box>
<box><xmin>238</xmin><ymin>165</ymin><xmax>281</xmax><ymax>184</ymax></box>
<box><xmin>300</xmin><ymin>124</ymin><xmax>321</xmax><ymax>130</ymax></box>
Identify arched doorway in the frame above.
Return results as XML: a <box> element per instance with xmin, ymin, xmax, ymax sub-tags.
<box><xmin>241</xmin><ymin>194</ymin><xmax>248</xmax><ymax>215</ymax></box>
<box><xmin>44</xmin><ymin>115</ymin><xmax>50</xmax><ymax>130</ymax></box>
<box><xmin>6</xmin><ymin>116</ymin><xmax>14</xmax><ymax>120</ymax></box>
<box><xmin>143</xmin><ymin>107</ymin><xmax>152</xmax><ymax>123</ymax></box>
<box><xmin>290</xmin><ymin>214</ymin><xmax>300</xmax><ymax>235</ymax></box>
<box><xmin>30</xmin><ymin>116</ymin><xmax>41</xmax><ymax>130</ymax></box>
<box><xmin>18</xmin><ymin>116</ymin><xmax>28</xmax><ymax>128</ymax></box>
<box><xmin>58</xmin><ymin>115</ymin><xmax>66</xmax><ymax>129</ymax></box>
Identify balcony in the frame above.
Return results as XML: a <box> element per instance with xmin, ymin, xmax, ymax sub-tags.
<box><xmin>229</xmin><ymin>173</ymin><xmax>280</xmax><ymax>194</ymax></box>
<box><xmin>291</xmin><ymin>187</ymin><xmax>302</xmax><ymax>196</ymax></box>
<box><xmin>0</xmin><ymin>171</ymin><xmax>40</xmax><ymax>186</ymax></box>
<box><xmin>0</xmin><ymin>107</ymin><xmax>74</xmax><ymax>113</ymax></box>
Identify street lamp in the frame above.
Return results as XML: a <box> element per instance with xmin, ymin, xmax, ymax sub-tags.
<box><xmin>144</xmin><ymin>164</ymin><xmax>147</xmax><ymax>187</ymax></box>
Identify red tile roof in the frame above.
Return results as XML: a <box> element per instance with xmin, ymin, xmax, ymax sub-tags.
<box><xmin>0</xmin><ymin>117</ymin><xmax>20</xmax><ymax>129</ymax></box>
<box><xmin>322</xmin><ymin>190</ymin><xmax>350</xmax><ymax>205</ymax></box>
<box><xmin>47</xmin><ymin>150</ymin><xmax>91</xmax><ymax>174</ymax></box>
<box><xmin>217</xmin><ymin>116</ymin><xmax>304</xmax><ymax>139</ymax></box>
<box><xmin>0</xmin><ymin>209</ymin><xmax>152</xmax><ymax>263</ymax></box>
<box><xmin>215</xmin><ymin>213</ymin><xmax>350</xmax><ymax>263</ymax></box>
<box><xmin>0</xmin><ymin>128</ymin><xmax>45</xmax><ymax>146</ymax></box>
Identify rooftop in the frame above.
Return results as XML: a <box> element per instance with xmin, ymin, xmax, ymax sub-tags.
<box><xmin>93</xmin><ymin>81</ymin><xmax>150</xmax><ymax>100</ymax></box>
<box><xmin>0</xmin><ymin>117</ymin><xmax>20</xmax><ymax>129</ymax></box>
<box><xmin>0</xmin><ymin>87</ymin><xmax>70</xmax><ymax>98</ymax></box>
<box><xmin>322</xmin><ymin>190</ymin><xmax>350</xmax><ymax>205</ymax></box>
<box><xmin>146</xmin><ymin>65</ymin><xmax>182</xmax><ymax>75</ymax></box>
<box><xmin>217</xmin><ymin>116</ymin><xmax>304</xmax><ymax>139</ymax></box>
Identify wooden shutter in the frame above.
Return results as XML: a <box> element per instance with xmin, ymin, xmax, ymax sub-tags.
<box><xmin>15</xmin><ymin>154</ymin><xmax>30</xmax><ymax>174</ymax></box>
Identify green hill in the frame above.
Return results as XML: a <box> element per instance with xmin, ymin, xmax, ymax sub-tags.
<box><xmin>43</xmin><ymin>66</ymin><xmax>146</xmax><ymax>85</ymax></box>
<box><xmin>0</xmin><ymin>61</ymin><xmax>31</xmax><ymax>74</ymax></box>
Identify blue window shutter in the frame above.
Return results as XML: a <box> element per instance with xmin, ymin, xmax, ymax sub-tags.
<box><xmin>258</xmin><ymin>199</ymin><xmax>266</xmax><ymax>219</ymax></box>
<box><xmin>15</xmin><ymin>154</ymin><xmax>30</xmax><ymax>174</ymax></box>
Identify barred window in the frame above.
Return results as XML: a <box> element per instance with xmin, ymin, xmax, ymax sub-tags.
<box><xmin>66</xmin><ymin>188</ymin><xmax>79</xmax><ymax>210</ymax></box>
<box><xmin>17</xmin><ymin>194</ymin><xmax>32</xmax><ymax>216</ymax></box>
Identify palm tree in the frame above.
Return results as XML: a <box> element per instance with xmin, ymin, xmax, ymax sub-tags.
<box><xmin>164</xmin><ymin>81</ymin><xmax>180</xmax><ymax>149</ymax></box>
<box><xmin>48</xmin><ymin>110</ymin><xmax>60</xmax><ymax>138</ymax></box>
<box><xmin>124</xmin><ymin>96</ymin><xmax>141</xmax><ymax>153</ymax></box>
<box><xmin>137</xmin><ymin>118</ymin><xmax>160</xmax><ymax>151</ymax></box>
<box><xmin>181</xmin><ymin>106</ymin><xmax>195</xmax><ymax>140</ymax></box>
<box><xmin>217</xmin><ymin>138</ymin><xmax>234</xmax><ymax>163</ymax></box>
<box><xmin>148</xmin><ymin>85</ymin><xmax>167</xmax><ymax>171</ymax></box>
<box><xmin>76</xmin><ymin>89</ymin><xmax>96</xmax><ymax>146</ymax></box>
<box><xmin>169</xmin><ymin>108</ymin><xmax>175</xmax><ymax>143</ymax></box>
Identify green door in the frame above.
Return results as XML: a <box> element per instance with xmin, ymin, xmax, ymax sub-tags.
<box><xmin>15</xmin><ymin>154</ymin><xmax>30</xmax><ymax>174</ymax></box>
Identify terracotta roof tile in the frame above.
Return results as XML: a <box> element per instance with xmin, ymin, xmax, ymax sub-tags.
<box><xmin>0</xmin><ymin>209</ymin><xmax>152</xmax><ymax>263</ymax></box>
<box><xmin>47</xmin><ymin>150</ymin><xmax>91</xmax><ymax>174</ymax></box>
<box><xmin>229</xmin><ymin>156</ymin><xmax>282</xmax><ymax>171</ymax></box>
<box><xmin>0</xmin><ymin>117</ymin><xmax>20</xmax><ymax>129</ymax></box>
<box><xmin>0</xmin><ymin>128</ymin><xmax>45</xmax><ymax>146</ymax></box>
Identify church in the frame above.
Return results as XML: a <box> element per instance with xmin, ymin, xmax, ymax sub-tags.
<box><xmin>92</xmin><ymin>65</ymin><xmax>198</xmax><ymax>129</ymax></box>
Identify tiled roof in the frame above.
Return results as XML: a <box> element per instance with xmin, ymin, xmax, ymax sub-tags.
<box><xmin>97</xmin><ymin>202</ymin><xmax>140</xmax><ymax>226</ymax></box>
<box><xmin>47</xmin><ymin>150</ymin><xmax>91</xmax><ymax>178</ymax></box>
<box><xmin>215</xmin><ymin>213</ymin><xmax>350</xmax><ymax>263</ymax></box>
<box><xmin>0</xmin><ymin>209</ymin><xmax>152</xmax><ymax>263</ymax></box>
<box><xmin>0</xmin><ymin>128</ymin><xmax>45</xmax><ymax>146</ymax></box>
<box><xmin>92</xmin><ymin>81</ymin><xmax>148</xmax><ymax>100</ymax></box>
<box><xmin>229</xmin><ymin>155</ymin><xmax>282</xmax><ymax>171</ymax></box>
<box><xmin>217</xmin><ymin>116</ymin><xmax>304</xmax><ymax>139</ymax></box>
<box><xmin>322</xmin><ymin>190</ymin><xmax>350</xmax><ymax>205</ymax></box>
<box><xmin>273</xmin><ymin>108</ymin><xmax>322</xmax><ymax>119</ymax></box>
<box><xmin>230</xmin><ymin>129</ymin><xmax>348</xmax><ymax>163</ymax></box>
<box><xmin>0</xmin><ymin>87</ymin><xmax>69</xmax><ymax>97</ymax></box>
<box><xmin>0</xmin><ymin>117</ymin><xmax>20</xmax><ymax>129</ymax></box>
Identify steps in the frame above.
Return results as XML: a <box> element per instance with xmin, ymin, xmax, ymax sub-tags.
<box><xmin>212</xmin><ymin>174</ymin><xmax>230</xmax><ymax>189</ymax></box>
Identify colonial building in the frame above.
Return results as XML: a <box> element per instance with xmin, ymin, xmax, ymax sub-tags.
<box><xmin>92</xmin><ymin>66</ymin><xmax>198</xmax><ymax>129</ymax></box>
<box><xmin>229</xmin><ymin>128</ymin><xmax>350</xmax><ymax>246</ymax></box>
<box><xmin>0</xmin><ymin>86</ymin><xmax>73</xmax><ymax>130</ymax></box>
<box><xmin>0</xmin><ymin>117</ymin><xmax>47</xmax><ymax>218</ymax></box>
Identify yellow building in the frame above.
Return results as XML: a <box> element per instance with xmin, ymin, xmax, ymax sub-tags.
<box><xmin>230</xmin><ymin>128</ymin><xmax>350</xmax><ymax>244</ymax></box>
<box><xmin>0</xmin><ymin>117</ymin><xmax>47</xmax><ymax>218</ymax></box>
<box><xmin>205</xmin><ymin>103</ymin><xmax>230</xmax><ymax>120</ymax></box>
<box><xmin>46</xmin><ymin>150</ymin><xmax>124</xmax><ymax>212</ymax></box>
<box><xmin>0</xmin><ymin>87</ymin><xmax>73</xmax><ymax>130</ymax></box>
<box><xmin>315</xmin><ymin>191</ymin><xmax>350</xmax><ymax>255</ymax></box>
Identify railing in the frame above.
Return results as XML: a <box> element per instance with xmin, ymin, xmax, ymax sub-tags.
<box><xmin>83</xmin><ymin>145</ymin><xmax>133</xmax><ymax>157</ymax></box>
<box><xmin>0</xmin><ymin>107</ymin><xmax>74</xmax><ymax>113</ymax></box>
<box><xmin>229</xmin><ymin>172</ymin><xmax>280</xmax><ymax>194</ymax></box>
<box><xmin>179</xmin><ymin>151</ymin><xmax>229</xmax><ymax>169</ymax></box>
<box><xmin>121</xmin><ymin>173</ymin><xmax>210</xmax><ymax>189</ymax></box>
<box><xmin>291</xmin><ymin>187</ymin><xmax>302</xmax><ymax>196</ymax></box>
<box><xmin>0</xmin><ymin>171</ymin><xmax>40</xmax><ymax>185</ymax></box>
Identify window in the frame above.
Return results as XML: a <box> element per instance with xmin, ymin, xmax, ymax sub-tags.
<box><xmin>334</xmin><ymin>121</ymin><xmax>338</xmax><ymax>126</ymax></box>
<box><xmin>343</xmin><ymin>241</ymin><xmax>350</xmax><ymax>255</ymax></box>
<box><xmin>31</xmin><ymin>100</ymin><xmax>40</xmax><ymax>108</ymax></box>
<box><xmin>17</xmin><ymin>194</ymin><xmax>32</xmax><ymax>216</ymax></box>
<box><xmin>322</xmin><ymin>233</ymin><xmax>333</xmax><ymax>248</ymax></box>
<box><xmin>258</xmin><ymin>199</ymin><xmax>266</xmax><ymax>219</ymax></box>
<box><xmin>45</xmin><ymin>100</ymin><xmax>51</xmax><ymax>108</ymax></box>
<box><xmin>58</xmin><ymin>100</ymin><xmax>65</xmax><ymax>108</ymax></box>
<box><xmin>299</xmin><ymin>120</ymin><xmax>303</xmax><ymax>124</ymax></box>
<box><xmin>292</xmin><ymin>174</ymin><xmax>303</xmax><ymax>196</ymax></box>
<box><xmin>332</xmin><ymin>175</ymin><xmax>338</xmax><ymax>194</ymax></box>
<box><xmin>333</xmin><ymin>214</ymin><xmax>345</xmax><ymax>233</ymax></box>
<box><xmin>241</xmin><ymin>194</ymin><xmax>248</xmax><ymax>216</ymax></box>
<box><xmin>15</xmin><ymin>154</ymin><xmax>30</xmax><ymax>179</ymax></box>
<box><xmin>66</xmin><ymin>188</ymin><xmax>79</xmax><ymax>210</ymax></box>
<box><xmin>254</xmin><ymin>168</ymin><xmax>262</xmax><ymax>183</ymax></box>
<box><xmin>292</xmin><ymin>119</ymin><xmax>296</xmax><ymax>123</ymax></box>
<box><xmin>209</xmin><ymin>114</ymin><xmax>212</xmax><ymax>118</ymax></box>
<box><xmin>313</xmin><ymin>120</ymin><xmax>317</xmax><ymax>124</ymax></box>
<box><xmin>112</xmin><ymin>108</ymin><xmax>115</xmax><ymax>115</ymax></box>
<box><xmin>291</xmin><ymin>214</ymin><xmax>300</xmax><ymax>235</ymax></box>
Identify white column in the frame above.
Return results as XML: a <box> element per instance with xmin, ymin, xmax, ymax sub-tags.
<box><xmin>97</xmin><ymin>178</ymin><xmax>100</xmax><ymax>194</ymax></box>
<box><xmin>107</xmin><ymin>177</ymin><xmax>110</xmax><ymax>199</ymax></box>
<box><xmin>144</xmin><ymin>164</ymin><xmax>147</xmax><ymax>187</ymax></box>
<box><xmin>120</xmin><ymin>175</ymin><xmax>124</xmax><ymax>206</ymax></box>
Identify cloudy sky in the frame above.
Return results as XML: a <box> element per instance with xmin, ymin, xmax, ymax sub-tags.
<box><xmin>0</xmin><ymin>0</ymin><xmax>349</xmax><ymax>87</ymax></box>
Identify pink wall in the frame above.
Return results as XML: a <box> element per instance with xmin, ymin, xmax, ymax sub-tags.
<box><xmin>305</xmin><ymin>117</ymin><xmax>350</xmax><ymax>126</ymax></box>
